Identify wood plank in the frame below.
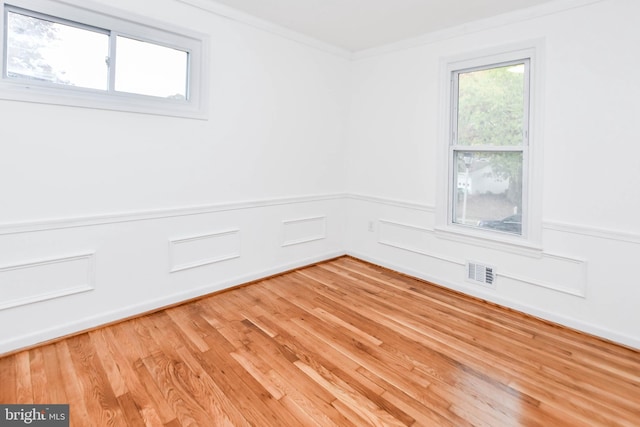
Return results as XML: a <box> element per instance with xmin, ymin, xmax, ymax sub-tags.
<box><xmin>29</xmin><ymin>348</ymin><xmax>48</xmax><ymax>404</ymax></box>
<box><xmin>66</xmin><ymin>334</ymin><xmax>128</xmax><ymax>426</ymax></box>
<box><xmin>98</xmin><ymin>325</ymin><xmax>169</xmax><ymax>426</ymax></box>
<box><xmin>0</xmin><ymin>353</ymin><xmax>16</xmax><ymax>403</ymax></box>
<box><xmin>55</xmin><ymin>341</ymin><xmax>92</xmax><ymax>427</ymax></box>
<box><xmin>300</xmin><ymin>262</ymin><xmax>640</xmax><ymax>423</ymax></box>
<box><xmin>14</xmin><ymin>351</ymin><xmax>33</xmax><ymax>403</ymax></box>
<box><xmin>40</xmin><ymin>344</ymin><xmax>68</xmax><ymax>404</ymax></box>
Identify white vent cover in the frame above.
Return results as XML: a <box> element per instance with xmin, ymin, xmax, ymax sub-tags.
<box><xmin>466</xmin><ymin>261</ymin><xmax>495</xmax><ymax>287</ymax></box>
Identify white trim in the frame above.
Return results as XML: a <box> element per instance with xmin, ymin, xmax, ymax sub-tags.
<box><xmin>498</xmin><ymin>272</ymin><xmax>585</xmax><ymax>298</ymax></box>
<box><xmin>353</xmin><ymin>0</ymin><xmax>604</xmax><ymax>60</ymax></box>
<box><xmin>0</xmin><ymin>250</ymin><xmax>345</xmax><ymax>354</ymax></box>
<box><xmin>544</xmin><ymin>221</ymin><xmax>640</xmax><ymax>245</ymax></box>
<box><xmin>347</xmin><ymin>193</ymin><xmax>640</xmax><ymax>247</ymax></box>
<box><xmin>175</xmin><ymin>0</ymin><xmax>351</xmax><ymax>60</ymax></box>
<box><xmin>433</xmin><ymin>226</ymin><xmax>544</xmax><ymax>258</ymax></box>
<box><xmin>346</xmin><ymin>250</ymin><xmax>638</xmax><ymax>350</ymax></box>
<box><xmin>281</xmin><ymin>215</ymin><xmax>327</xmax><ymax>247</ymax></box>
<box><xmin>0</xmin><ymin>0</ymin><xmax>209</xmax><ymax>119</ymax></box>
<box><xmin>0</xmin><ymin>193</ymin><xmax>344</xmax><ymax>235</ymax></box>
<box><xmin>436</xmin><ymin>39</ymin><xmax>545</xmax><ymax>253</ymax></box>
<box><xmin>345</xmin><ymin>194</ymin><xmax>435</xmax><ymax>213</ymax></box>
<box><xmin>499</xmin><ymin>251</ymin><xmax>588</xmax><ymax>298</ymax></box>
<box><xmin>0</xmin><ymin>253</ymin><xmax>95</xmax><ymax>310</ymax></box>
<box><xmin>377</xmin><ymin>219</ymin><xmax>462</xmax><ymax>266</ymax></box>
<box><xmin>2</xmin><ymin>192</ymin><xmax>636</xmax><ymax>247</ymax></box>
<box><xmin>379</xmin><ymin>219</ymin><xmax>435</xmax><ymax>234</ymax></box>
<box><xmin>376</xmin><ymin>219</ymin><xmax>584</xmax><ymax>297</ymax></box>
<box><xmin>169</xmin><ymin>229</ymin><xmax>241</xmax><ymax>273</ymax></box>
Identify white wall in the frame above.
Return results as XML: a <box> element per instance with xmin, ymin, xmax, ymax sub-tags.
<box><xmin>2</xmin><ymin>0</ymin><xmax>639</xmax><ymax>354</ymax></box>
<box><xmin>0</xmin><ymin>0</ymin><xmax>349</xmax><ymax>353</ymax></box>
<box><xmin>345</xmin><ymin>0</ymin><xmax>640</xmax><ymax>348</ymax></box>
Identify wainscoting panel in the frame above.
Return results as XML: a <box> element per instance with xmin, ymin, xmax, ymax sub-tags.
<box><xmin>0</xmin><ymin>196</ymin><xmax>345</xmax><ymax>354</ymax></box>
<box><xmin>281</xmin><ymin>216</ymin><xmax>326</xmax><ymax>247</ymax></box>
<box><xmin>377</xmin><ymin>218</ymin><xmax>587</xmax><ymax>297</ymax></box>
<box><xmin>169</xmin><ymin>229</ymin><xmax>241</xmax><ymax>273</ymax></box>
<box><xmin>499</xmin><ymin>253</ymin><xmax>588</xmax><ymax>298</ymax></box>
<box><xmin>0</xmin><ymin>254</ymin><xmax>94</xmax><ymax>310</ymax></box>
<box><xmin>378</xmin><ymin>219</ymin><xmax>461</xmax><ymax>265</ymax></box>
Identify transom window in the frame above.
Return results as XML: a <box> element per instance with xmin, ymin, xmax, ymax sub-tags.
<box><xmin>449</xmin><ymin>58</ymin><xmax>530</xmax><ymax>237</ymax></box>
<box><xmin>1</xmin><ymin>1</ymin><xmax>207</xmax><ymax>118</ymax></box>
<box><xmin>6</xmin><ymin>8</ymin><xmax>110</xmax><ymax>90</ymax></box>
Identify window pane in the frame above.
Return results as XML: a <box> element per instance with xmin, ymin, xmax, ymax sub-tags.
<box><xmin>115</xmin><ymin>36</ymin><xmax>188</xmax><ymax>99</ymax></box>
<box><xmin>453</xmin><ymin>151</ymin><xmax>523</xmax><ymax>235</ymax></box>
<box><xmin>457</xmin><ymin>63</ymin><xmax>525</xmax><ymax>146</ymax></box>
<box><xmin>6</xmin><ymin>10</ymin><xmax>109</xmax><ymax>90</ymax></box>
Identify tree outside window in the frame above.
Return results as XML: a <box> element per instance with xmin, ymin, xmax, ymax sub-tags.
<box><xmin>451</xmin><ymin>60</ymin><xmax>530</xmax><ymax>236</ymax></box>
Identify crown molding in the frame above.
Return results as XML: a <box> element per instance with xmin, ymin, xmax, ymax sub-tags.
<box><xmin>353</xmin><ymin>0</ymin><xmax>605</xmax><ymax>60</ymax></box>
<box><xmin>175</xmin><ymin>0</ymin><xmax>352</xmax><ymax>59</ymax></box>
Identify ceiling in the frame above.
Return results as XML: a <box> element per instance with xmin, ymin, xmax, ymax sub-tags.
<box><xmin>206</xmin><ymin>0</ymin><xmax>562</xmax><ymax>51</ymax></box>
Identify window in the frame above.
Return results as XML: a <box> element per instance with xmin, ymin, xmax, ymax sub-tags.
<box><xmin>1</xmin><ymin>0</ymin><xmax>207</xmax><ymax>118</ymax></box>
<box><xmin>6</xmin><ymin>8</ymin><xmax>110</xmax><ymax>90</ymax></box>
<box><xmin>114</xmin><ymin>36</ymin><xmax>188</xmax><ymax>99</ymax></box>
<box><xmin>448</xmin><ymin>57</ymin><xmax>530</xmax><ymax>238</ymax></box>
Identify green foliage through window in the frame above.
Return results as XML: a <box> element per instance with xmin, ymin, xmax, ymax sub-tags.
<box><xmin>451</xmin><ymin>60</ymin><xmax>529</xmax><ymax>236</ymax></box>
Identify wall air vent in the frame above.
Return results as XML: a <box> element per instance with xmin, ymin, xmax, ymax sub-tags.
<box><xmin>466</xmin><ymin>261</ymin><xmax>495</xmax><ymax>287</ymax></box>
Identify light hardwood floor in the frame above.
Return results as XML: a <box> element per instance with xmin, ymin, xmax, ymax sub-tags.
<box><xmin>1</xmin><ymin>256</ymin><xmax>639</xmax><ymax>426</ymax></box>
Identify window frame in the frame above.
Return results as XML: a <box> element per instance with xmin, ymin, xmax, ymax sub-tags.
<box><xmin>0</xmin><ymin>0</ymin><xmax>208</xmax><ymax>119</ymax></box>
<box><xmin>436</xmin><ymin>42</ymin><xmax>543</xmax><ymax>254</ymax></box>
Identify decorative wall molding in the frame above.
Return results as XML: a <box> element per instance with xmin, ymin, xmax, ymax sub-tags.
<box><xmin>169</xmin><ymin>229</ymin><xmax>241</xmax><ymax>273</ymax></box>
<box><xmin>0</xmin><ymin>253</ymin><xmax>95</xmax><ymax>310</ymax></box>
<box><xmin>0</xmin><ymin>193</ymin><xmax>344</xmax><ymax>236</ymax></box>
<box><xmin>378</xmin><ymin>220</ymin><xmax>462</xmax><ymax>266</ymax></box>
<box><xmin>282</xmin><ymin>216</ymin><xmax>327</xmax><ymax>247</ymax></box>
<box><xmin>544</xmin><ymin>221</ymin><xmax>640</xmax><ymax>245</ymax></box>
<box><xmin>498</xmin><ymin>252</ymin><xmax>588</xmax><ymax>298</ymax></box>
<box><xmin>4</xmin><ymin>193</ymin><xmax>633</xmax><ymax>248</ymax></box>
<box><xmin>346</xmin><ymin>194</ymin><xmax>436</xmax><ymax>213</ymax></box>
<box><xmin>353</xmin><ymin>0</ymin><xmax>604</xmax><ymax>60</ymax></box>
<box><xmin>346</xmin><ymin>193</ymin><xmax>639</xmax><ymax>247</ymax></box>
<box><xmin>377</xmin><ymin>218</ymin><xmax>587</xmax><ymax>298</ymax></box>
<box><xmin>175</xmin><ymin>0</ymin><xmax>352</xmax><ymax>59</ymax></box>
<box><xmin>0</xmin><ymin>249</ymin><xmax>346</xmax><ymax>355</ymax></box>
<box><xmin>433</xmin><ymin>227</ymin><xmax>544</xmax><ymax>259</ymax></box>
<box><xmin>498</xmin><ymin>272</ymin><xmax>585</xmax><ymax>298</ymax></box>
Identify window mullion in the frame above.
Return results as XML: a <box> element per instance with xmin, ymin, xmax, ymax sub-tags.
<box><xmin>107</xmin><ymin>32</ymin><xmax>117</xmax><ymax>92</ymax></box>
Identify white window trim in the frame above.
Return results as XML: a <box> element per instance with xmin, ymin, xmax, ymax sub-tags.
<box><xmin>0</xmin><ymin>0</ymin><xmax>209</xmax><ymax>119</ymax></box>
<box><xmin>435</xmin><ymin>40</ymin><xmax>545</xmax><ymax>255</ymax></box>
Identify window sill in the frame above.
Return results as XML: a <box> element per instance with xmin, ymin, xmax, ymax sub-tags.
<box><xmin>434</xmin><ymin>225</ymin><xmax>543</xmax><ymax>258</ymax></box>
<box><xmin>0</xmin><ymin>80</ymin><xmax>208</xmax><ymax>119</ymax></box>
